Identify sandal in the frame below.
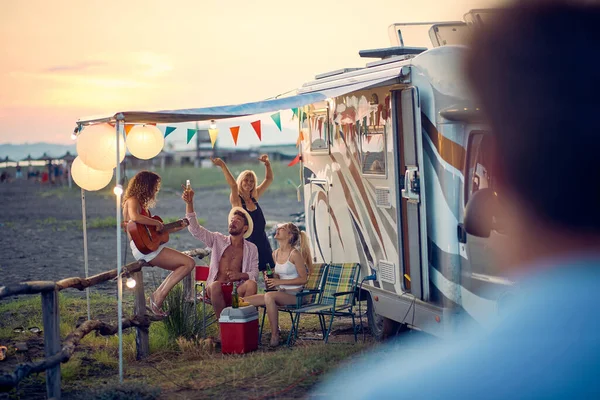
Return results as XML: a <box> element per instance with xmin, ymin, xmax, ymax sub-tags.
<box><xmin>147</xmin><ymin>294</ymin><xmax>168</xmax><ymax>317</ymax></box>
<box><xmin>269</xmin><ymin>335</ymin><xmax>280</xmax><ymax>348</ymax></box>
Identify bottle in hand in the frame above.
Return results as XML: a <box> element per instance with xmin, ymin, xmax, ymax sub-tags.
<box><xmin>231</xmin><ymin>282</ymin><xmax>239</xmax><ymax>308</ymax></box>
<box><xmin>265</xmin><ymin>263</ymin><xmax>276</xmax><ymax>292</ymax></box>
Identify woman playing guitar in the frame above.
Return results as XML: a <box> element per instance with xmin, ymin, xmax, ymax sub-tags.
<box><xmin>123</xmin><ymin>171</ymin><xmax>195</xmax><ymax>317</ymax></box>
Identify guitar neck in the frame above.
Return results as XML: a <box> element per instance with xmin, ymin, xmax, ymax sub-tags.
<box><xmin>163</xmin><ymin>219</ymin><xmax>189</xmax><ymax>232</ymax></box>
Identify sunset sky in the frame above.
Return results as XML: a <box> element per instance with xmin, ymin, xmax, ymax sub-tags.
<box><xmin>0</xmin><ymin>0</ymin><xmax>502</xmax><ymax>149</ymax></box>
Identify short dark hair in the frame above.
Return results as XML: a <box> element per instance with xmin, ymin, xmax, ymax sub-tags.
<box><xmin>467</xmin><ymin>1</ymin><xmax>600</xmax><ymax>233</ymax></box>
<box><xmin>233</xmin><ymin>210</ymin><xmax>248</xmax><ymax>226</ymax></box>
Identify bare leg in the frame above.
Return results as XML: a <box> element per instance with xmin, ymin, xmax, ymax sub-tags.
<box><xmin>238</xmin><ymin>280</ymin><xmax>257</xmax><ymax>297</ymax></box>
<box><xmin>149</xmin><ymin>247</ymin><xmax>195</xmax><ymax>307</ymax></box>
<box><xmin>264</xmin><ymin>291</ymin><xmax>296</xmax><ymax>346</ymax></box>
<box><xmin>244</xmin><ymin>293</ymin><xmax>266</xmax><ymax>306</ymax></box>
<box><xmin>207</xmin><ymin>281</ymin><xmax>226</xmax><ymax>320</ymax></box>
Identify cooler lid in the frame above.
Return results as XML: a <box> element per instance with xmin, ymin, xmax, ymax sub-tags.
<box><xmin>220</xmin><ymin>306</ymin><xmax>258</xmax><ymax>320</ymax></box>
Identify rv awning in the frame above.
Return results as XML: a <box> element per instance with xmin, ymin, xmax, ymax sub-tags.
<box><xmin>77</xmin><ymin>76</ymin><xmax>395</xmax><ymax>126</ymax></box>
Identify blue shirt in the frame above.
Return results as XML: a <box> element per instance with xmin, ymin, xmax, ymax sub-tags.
<box><xmin>314</xmin><ymin>255</ymin><xmax>600</xmax><ymax>399</ymax></box>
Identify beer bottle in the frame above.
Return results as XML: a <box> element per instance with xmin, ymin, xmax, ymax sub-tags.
<box><xmin>266</xmin><ymin>263</ymin><xmax>274</xmax><ymax>279</ymax></box>
<box><xmin>231</xmin><ymin>282</ymin><xmax>239</xmax><ymax>308</ymax></box>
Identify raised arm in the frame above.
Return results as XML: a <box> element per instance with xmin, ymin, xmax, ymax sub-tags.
<box><xmin>256</xmin><ymin>154</ymin><xmax>273</xmax><ymax>199</ymax></box>
<box><xmin>182</xmin><ymin>186</ymin><xmax>217</xmax><ymax>246</ymax></box>
<box><xmin>211</xmin><ymin>157</ymin><xmax>241</xmax><ymax>207</ymax></box>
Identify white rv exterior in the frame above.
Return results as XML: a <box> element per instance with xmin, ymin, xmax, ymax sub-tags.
<box><xmin>298</xmin><ymin>12</ymin><xmax>510</xmax><ymax>339</ymax></box>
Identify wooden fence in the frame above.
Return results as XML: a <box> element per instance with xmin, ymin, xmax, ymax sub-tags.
<box><xmin>0</xmin><ymin>247</ymin><xmax>209</xmax><ymax>399</ymax></box>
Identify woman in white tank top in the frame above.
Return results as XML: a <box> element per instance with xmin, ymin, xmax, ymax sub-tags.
<box><xmin>243</xmin><ymin>222</ymin><xmax>313</xmax><ymax>347</ymax></box>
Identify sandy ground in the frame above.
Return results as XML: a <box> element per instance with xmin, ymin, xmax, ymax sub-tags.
<box><xmin>0</xmin><ymin>179</ymin><xmax>303</xmax><ymax>293</ymax></box>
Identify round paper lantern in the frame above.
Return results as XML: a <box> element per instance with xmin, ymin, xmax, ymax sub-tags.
<box><xmin>126</xmin><ymin>125</ymin><xmax>165</xmax><ymax>160</ymax></box>
<box><xmin>71</xmin><ymin>156</ymin><xmax>113</xmax><ymax>191</ymax></box>
<box><xmin>77</xmin><ymin>123</ymin><xmax>126</xmax><ymax>171</ymax></box>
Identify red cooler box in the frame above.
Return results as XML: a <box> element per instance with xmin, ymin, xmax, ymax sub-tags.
<box><xmin>219</xmin><ymin>306</ymin><xmax>259</xmax><ymax>354</ymax></box>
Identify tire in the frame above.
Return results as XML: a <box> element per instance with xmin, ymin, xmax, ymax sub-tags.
<box><xmin>366</xmin><ymin>294</ymin><xmax>407</xmax><ymax>341</ymax></box>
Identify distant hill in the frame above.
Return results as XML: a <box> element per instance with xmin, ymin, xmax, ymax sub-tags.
<box><xmin>0</xmin><ymin>143</ymin><xmax>77</xmax><ymax>161</ymax></box>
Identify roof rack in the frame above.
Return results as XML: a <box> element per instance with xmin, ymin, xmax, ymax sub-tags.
<box><xmin>315</xmin><ymin>68</ymin><xmax>363</xmax><ymax>80</ymax></box>
<box><xmin>359</xmin><ymin>46</ymin><xmax>427</xmax><ymax>59</ymax></box>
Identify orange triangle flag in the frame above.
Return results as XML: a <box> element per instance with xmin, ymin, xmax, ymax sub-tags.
<box><xmin>251</xmin><ymin>120</ymin><xmax>262</xmax><ymax>141</ymax></box>
<box><xmin>296</xmin><ymin>130</ymin><xmax>305</xmax><ymax>147</ymax></box>
<box><xmin>230</xmin><ymin>126</ymin><xmax>240</xmax><ymax>145</ymax></box>
<box><xmin>124</xmin><ymin>125</ymin><xmax>134</xmax><ymax>136</ymax></box>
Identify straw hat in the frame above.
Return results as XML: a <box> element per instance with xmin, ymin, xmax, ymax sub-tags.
<box><xmin>228</xmin><ymin>207</ymin><xmax>253</xmax><ymax>239</ymax></box>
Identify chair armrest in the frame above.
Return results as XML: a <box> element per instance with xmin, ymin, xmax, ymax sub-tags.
<box><xmin>296</xmin><ymin>289</ymin><xmax>319</xmax><ymax>298</ymax></box>
<box><xmin>332</xmin><ymin>291</ymin><xmax>355</xmax><ymax>297</ymax></box>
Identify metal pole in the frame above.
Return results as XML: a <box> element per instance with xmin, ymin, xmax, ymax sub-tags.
<box><xmin>115</xmin><ymin>120</ymin><xmax>124</xmax><ymax>384</ymax></box>
<box><xmin>195</xmin><ymin>121</ymin><xmax>200</xmax><ymax>168</ymax></box>
<box><xmin>81</xmin><ymin>188</ymin><xmax>91</xmax><ymax>321</ymax></box>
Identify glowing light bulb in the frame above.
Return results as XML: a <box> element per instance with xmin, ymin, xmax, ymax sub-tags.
<box><xmin>71</xmin><ymin>132</ymin><xmax>77</xmax><ymax>140</ymax></box>
<box><xmin>113</xmin><ymin>184</ymin><xmax>123</xmax><ymax>196</ymax></box>
<box><xmin>126</xmin><ymin>277</ymin><xmax>136</xmax><ymax>289</ymax></box>
<box><xmin>210</xmin><ymin>120</ymin><xmax>217</xmax><ymax>130</ymax></box>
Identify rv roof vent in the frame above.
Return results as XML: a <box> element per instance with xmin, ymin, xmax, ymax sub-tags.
<box><xmin>359</xmin><ymin>46</ymin><xmax>426</xmax><ymax>59</ymax></box>
<box><xmin>315</xmin><ymin>68</ymin><xmax>363</xmax><ymax>80</ymax></box>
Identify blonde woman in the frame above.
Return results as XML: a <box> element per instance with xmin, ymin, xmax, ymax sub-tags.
<box><xmin>122</xmin><ymin>171</ymin><xmax>195</xmax><ymax>317</ymax></box>
<box><xmin>244</xmin><ymin>222</ymin><xmax>312</xmax><ymax>347</ymax></box>
<box><xmin>211</xmin><ymin>155</ymin><xmax>275</xmax><ymax>272</ymax></box>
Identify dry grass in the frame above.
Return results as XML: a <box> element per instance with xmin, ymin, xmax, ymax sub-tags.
<box><xmin>0</xmin><ymin>293</ymin><xmax>376</xmax><ymax>399</ymax></box>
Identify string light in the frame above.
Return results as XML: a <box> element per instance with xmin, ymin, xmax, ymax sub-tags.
<box><xmin>126</xmin><ymin>277</ymin><xmax>136</xmax><ymax>289</ymax></box>
<box><xmin>113</xmin><ymin>184</ymin><xmax>123</xmax><ymax>196</ymax></box>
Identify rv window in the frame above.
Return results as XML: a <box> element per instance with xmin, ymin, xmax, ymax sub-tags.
<box><xmin>309</xmin><ymin>112</ymin><xmax>329</xmax><ymax>151</ymax></box>
<box><xmin>465</xmin><ymin>131</ymin><xmax>497</xmax><ymax>204</ymax></box>
<box><xmin>361</xmin><ymin>124</ymin><xmax>386</xmax><ymax>175</ymax></box>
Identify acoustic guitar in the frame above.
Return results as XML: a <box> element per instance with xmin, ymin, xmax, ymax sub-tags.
<box><xmin>127</xmin><ymin>216</ymin><xmax>190</xmax><ymax>254</ymax></box>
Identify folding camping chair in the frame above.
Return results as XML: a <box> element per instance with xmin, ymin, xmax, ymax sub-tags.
<box><xmin>193</xmin><ymin>265</ymin><xmax>217</xmax><ymax>338</ymax></box>
<box><xmin>287</xmin><ymin>263</ymin><xmax>361</xmax><ymax>344</ymax></box>
<box><xmin>258</xmin><ymin>263</ymin><xmax>330</xmax><ymax>345</ymax></box>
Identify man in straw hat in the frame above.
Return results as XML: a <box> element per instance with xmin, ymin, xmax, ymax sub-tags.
<box><xmin>182</xmin><ymin>186</ymin><xmax>258</xmax><ymax>321</ymax></box>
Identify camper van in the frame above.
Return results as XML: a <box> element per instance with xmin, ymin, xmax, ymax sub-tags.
<box><xmin>298</xmin><ymin>9</ymin><xmax>510</xmax><ymax>340</ymax></box>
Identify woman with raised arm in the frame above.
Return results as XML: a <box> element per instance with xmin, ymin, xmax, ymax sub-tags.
<box><xmin>243</xmin><ymin>223</ymin><xmax>312</xmax><ymax>347</ymax></box>
<box><xmin>122</xmin><ymin>171</ymin><xmax>195</xmax><ymax>317</ymax></box>
<box><xmin>211</xmin><ymin>155</ymin><xmax>275</xmax><ymax>272</ymax></box>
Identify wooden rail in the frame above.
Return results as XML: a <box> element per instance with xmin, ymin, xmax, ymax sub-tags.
<box><xmin>0</xmin><ymin>247</ymin><xmax>210</xmax><ymax>398</ymax></box>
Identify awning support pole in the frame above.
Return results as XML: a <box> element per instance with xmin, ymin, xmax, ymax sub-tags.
<box><xmin>115</xmin><ymin>119</ymin><xmax>124</xmax><ymax>384</ymax></box>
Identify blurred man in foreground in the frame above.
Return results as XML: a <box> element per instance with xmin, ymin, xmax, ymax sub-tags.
<box><xmin>314</xmin><ymin>1</ymin><xmax>600</xmax><ymax>398</ymax></box>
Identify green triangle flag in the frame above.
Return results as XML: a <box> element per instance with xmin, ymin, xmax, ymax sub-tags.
<box><xmin>187</xmin><ymin>128</ymin><xmax>197</xmax><ymax>144</ymax></box>
<box><xmin>164</xmin><ymin>126</ymin><xmax>177</xmax><ymax>138</ymax></box>
<box><xmin>271</xmin><ymin>112</ymin><xmax>282</xmax><ymax>131</ymax></box>
<box><xmin>292</xmin><ymin>108</ymin><xmax>299</xmax><ymax>119</ymax></box>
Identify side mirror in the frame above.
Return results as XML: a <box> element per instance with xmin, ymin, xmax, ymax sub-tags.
<box><xmin>464</xmin><ymin>188</ymin><xmax>500</xmax><ymax>238</ymax></box>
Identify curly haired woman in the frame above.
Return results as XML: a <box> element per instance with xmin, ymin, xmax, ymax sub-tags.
<box><xmin>123</xmin><ymin>171</ymin><xmax>195</xmax><ymax>316</ymax></box>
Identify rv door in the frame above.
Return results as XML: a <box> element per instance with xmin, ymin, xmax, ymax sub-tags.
<box><xmin>397</xmin><ymin>88</ymin><xmax>429</xmax><ymax>301</ymax></box>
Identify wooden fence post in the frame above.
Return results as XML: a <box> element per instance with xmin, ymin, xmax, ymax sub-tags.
<box><xmin>133</xmin><ymin>271</ymin><xmax>149</xmax><ymax>360</ymax></box>
<box><xmin>41</xmin><ymin>289</ymin><xmax>61</xmax><ymax>399</ymax></box>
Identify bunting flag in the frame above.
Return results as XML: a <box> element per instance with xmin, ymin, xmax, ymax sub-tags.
<box><xmin>230</xmin><ymin>126</ymin><xmax>240</xmax><ymax>145</ymax></box>
<box><xmin>296</xmin><ymin>130</ymin><xmax>305</xmax><ymax>147</ymax></box>
<box><xmin>124</xmin><ymin>125</ymin><xmax>134</xmax><ymax>136</ymax></box>
<box><xmin>271</xmin><ymin>112</ymin><xmax>282</xmax><ymax>131</ymax></box>
<box><xmin>291</xmin><ymin>108</ymin><xmax>299</xmax><ymax>120</ymax></box>
<box><xmin>251</xmin><ymin>120</ymin><xmax>262</xmax><ymax>141</ymax></box>
<box><xmin>208</xmin><ymin>128</ymin><xmax>219</xmax><ymax>148</ymax></box>
<box><xmin>187</xmin><ymin>128</ymin><xmax>197</xmax><ymax>144</ymax></box>
<box><xmin>288</xmin><ymin>154</ymin><xmax>301</xmax><ymax>167</ymax></box>
<box><xmin>164</xmin><ymin>126</ymin><xmax>177</xmax><ymax>138</ymax></box>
